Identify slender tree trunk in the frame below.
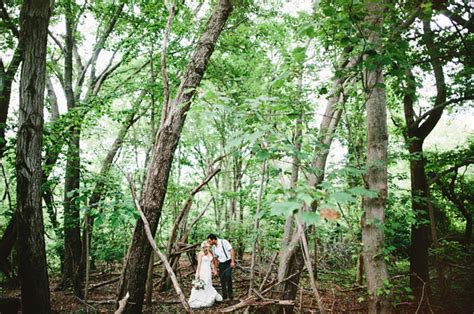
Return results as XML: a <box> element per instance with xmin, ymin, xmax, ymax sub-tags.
<box><xmin>275</xmin><ymin>52</ymin><xmax>360</xmax><ymax>305</ymax></box>
<box><xmin>16</xmin><ymin>0</ymin><xmax>52</xmax><ymax>311</ymax></box>
<box><xmin>249</xmin><ymin>161</ymin><xmax>267</xmax><ymax>295</ymax></box>
<box><xmin>61</xmin><ymin>128</ymin><xmax>83</xmax><ymax>296</ymax></box>
<box><xmin>116</xmin><ymin>2</ymin><xmax>233</xmax><ymax>312</ymax></box>
<box><xmin>277</xmin><ymin>114</ymin><xmax>304</xmax><ymax>305</ymax></box>
<box><xmin>361</xmin><ymin>1</ymin><xmax>390</xmax><ymax>313</ymax></box>
<box><xmin>402</xmin><ymin>12</ymin><xmax>449</xmax><ymax>300</ymax></box>
<box><xmin>59</xmin><ymin>0</ymin><xmax>84</xmax><ymax>296</ymax></box>
<box><xmin>0</xmin><ymin>45</ymin><xmax>21</xmax><ymax>159</ymax></box>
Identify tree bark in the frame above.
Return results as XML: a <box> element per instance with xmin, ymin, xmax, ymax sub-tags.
<box><xmin>116</xmin><ymin>1</ymin><xmax>233</xmax><ymax>312</ymax></box>
<box><xmin>60</xmin><ymin>1</ymin><xmax>83</xmax><ymax>295</ymax></box>
<box><xmin>16</xmin><ymin>0</ymin><xmax>52</xmax><ymax>311</ymax></box>
<box><xmin>403</xmin><ymin>11</ymin><xmax>449</xmax><ymax>301</ymax></box>
<box><xmin>361</xmin><ymin>1</ymin><xmax>390</xmax><ymax>313</ymax></box>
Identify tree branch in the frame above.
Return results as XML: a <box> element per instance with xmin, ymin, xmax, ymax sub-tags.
<box><xmin>415</xmin><ymin>95</ymin><xmax>474</xmax><ymax>126</ymax></box>
<box><xmin>0</xmin><ymin>0</ymin><xmax>19</xmax><ymax>37</ymax></box>
<box><xmin>48</xmin><ymin>30</ymin><xmax>65</xmax><ymax>54</ymax></box>
<box><xmin>160</xmin><ymin>0</ymin><xmax>177</xmax><ymax>126</ymax></box>
<box><xmin>75</xmin><ymin>3</ymin><xmax>124</xmax><ymax>93</ymax></box>
<box><xmin>126</xmin><ymin>175</ymin><xmax>192</xmax><ymax>313</ymax></box>
<box><xmin>418</xmin><ymin>14</ymin><xmax>448</xmax><ymax>140</ymax></box>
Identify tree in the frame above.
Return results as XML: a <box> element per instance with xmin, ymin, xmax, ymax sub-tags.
<box><xmin>360</xmin><ymin>1</ymin><xmax>390</xmax><ymax>312</ymax></box>
<box><xmin>15</xmin><ymin>0</ymin><xmax>52</xmax><ymax>311</ymax></box>
<box><xmin>116</xmin><ymin>1</ymin><xmax>233</xmax><ymax>312</ymax></box>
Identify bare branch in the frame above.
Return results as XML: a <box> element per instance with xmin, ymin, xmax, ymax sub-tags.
<box><xmin>48</xmin><ymin>30</ymin><xmax>65</xmax><ymax>54</ymax></box>
<box><xmin>0</xmin><ymin>0</ymin><xmax>19</xmax><ymax>37</ymax></box>
<box><xmin>415</xmin><ymin>95</ymin><xmax>474</xmax><ymax>126</ymax></box>
<box><xmin>76</xmin><ymin>3</ymin><xmax>125</xmax><ymax>92</ymax></box>
<box><xmin>160</xmin><ymin>0</ymin><xmax>178</xmax><ymax>125</ymax></box>
<box><xmin>418</xmin><ymin>14</ymin><xmax>448</xmax><ymax>139</ymax></box>
<box><xmin>126</xmin><ymin>175</ymin><xmax>192</xmax><ymax>313</ymax></box>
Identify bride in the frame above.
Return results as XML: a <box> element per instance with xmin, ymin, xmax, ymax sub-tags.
<box><xmin>188</xmin><ymin>241</ymin><xmax>223</xmax><ymax>308</ymax></box>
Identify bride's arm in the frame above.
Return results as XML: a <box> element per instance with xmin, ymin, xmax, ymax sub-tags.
<box><xmin>195</xmin><ymin>252</ymin><xmax>203</xmax><ymax>279</ymax></box>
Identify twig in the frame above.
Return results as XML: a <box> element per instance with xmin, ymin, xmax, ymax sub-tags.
<box><xmin>258</xmin><ymin>252</ymin><xmax>278</xmax><ymax>291</ymax></box>
<box><xmin>414</xmin><ymin>273</ymin><xmax>426</xmax><ymax>314</ymax></box>
<box><xmin>74</xmin><ymin>296</ymin><xmax>98</xmax><ymax>311</ymax></box>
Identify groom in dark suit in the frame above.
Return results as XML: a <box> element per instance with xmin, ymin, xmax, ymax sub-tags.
<box><xmin>207</xmin><ymin>234</ymin><xmax>235</xmax><ymax>300</ymax></box>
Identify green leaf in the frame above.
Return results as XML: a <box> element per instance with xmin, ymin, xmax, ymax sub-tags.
<box><xmin>291</xmin><ymin>47</ymin><xmax>307</xmax><ymax>63</ymax></box>
<box><xmin>271</xmin><ymin>201</ymin><xmax>301</xmax><ymax>216</ymax></box>
<box><xmin>255</xmin><ymin>149</ymin><xmax>270</xmax><ymax>160</ymax></box>
<box><xmin>298</xmin><ymin>212</ymin><xmax>321</xmax><ymax>225</ymax></box>
<box><xmin>298</xmin><ymin>24</ymin><xmax>316</xmax><ymax>38</ymax></box>
<box><xmin>348</xmin><ymin>186</ymin><xmax>378</xmax><ymax>198</ymax></box>
<box><xmin>299</xmin><ymin>193</ymin><xmax>313</xmax><ymax>207</ymax></box>
<box><xmin>329</xmin><ymin>191</ymin><xmax>357</xmax><ymax>204</ymax></box>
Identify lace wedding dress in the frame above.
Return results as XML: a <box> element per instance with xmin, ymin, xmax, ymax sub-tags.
<box><xmin>188</xmin><ymin>254</ymin><xmax>223</xmax><ymax>308</ymax></box>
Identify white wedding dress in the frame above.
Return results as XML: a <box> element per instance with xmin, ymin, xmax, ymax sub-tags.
<box><xmin>188</xmin><ymin>254</ymin><xmax>223</xmax><ymax>308</ymax></box>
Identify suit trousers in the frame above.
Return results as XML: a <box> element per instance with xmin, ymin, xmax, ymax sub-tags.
<box><xmin>218</xmin><ymin>260</ymin><xmax>233</xmax><ymax>299</ymax></box>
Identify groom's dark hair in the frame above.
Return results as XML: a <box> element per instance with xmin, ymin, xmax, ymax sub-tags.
<box><xmin>207</xmin><ymin>234</ymin><xmax>217</xmax><ymax>240</ymax></box>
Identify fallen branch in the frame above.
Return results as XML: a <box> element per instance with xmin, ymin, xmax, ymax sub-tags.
<box><xmin>127</xmin><ymin>175</ymin><xmax>192</xmax><ymax>313</ymax></box>
<box><xmin>220</xmin><ymin>269</ymin><xmax>305</xmax><ymax>313</ymax></box>
<box><xmin>89</xmin><ymin>277</ymin><xmax>120</xmax><ymax>291</ymax></box>
<box><xmin>114</xmin><ymin>292</ymin><xmax>129</xmax><ymax>314</ymax></box>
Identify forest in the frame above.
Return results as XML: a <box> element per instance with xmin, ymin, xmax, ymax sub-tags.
<box><xmin>0</xmin><ymin>0</ymin><xmax>473</xmax><ymax>313</ymax></box>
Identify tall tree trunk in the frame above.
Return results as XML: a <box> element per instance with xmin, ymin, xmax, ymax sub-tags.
<box><xmin>403</xmin><ymin>12</ymin><xmax>449</xmax><ymax>301</ymax></box>
<box><xmin>59</xmin><ymin>1</ymin><xmax>84</xmax><ymax>295</ymax></box>
<box><xmin>249</xmin><ymin>160</ymin><xmax>267</xmax><ymax>295</ymax></box>
<box><xmin>61</xmin><ymin>128</ymin><xmax>83</xmax><ymax>296</ymax></box>
<box><xmin>16</xmin><ymin>0</ymin><xmax>52</xmax><ymax>311</ymax></box>
<box><xmin>116</xmin><ymin>2</ymin><xmax>233</xmax><ymax>312</ymax></box>
<box><xmin>276</xmin><ymin>114</ymin><xmax>304</xmax><ymax>306</ymax></box>
<box><xmin>361</xmin><ymin>1</ymin><xmax>390</xmax><ymax>313</ymax></box>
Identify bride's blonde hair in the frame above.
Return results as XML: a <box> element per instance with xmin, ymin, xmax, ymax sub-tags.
<box><xmin>201</xmin><ymin>241</ymin><xmax>211</xmax><ymax>255</ymax></box>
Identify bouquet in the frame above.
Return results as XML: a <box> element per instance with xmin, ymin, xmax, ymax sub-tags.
<box><xmin>192</xmin><ymin>279</ymin><xmax>206</xmax><ymax>290</ymax></box>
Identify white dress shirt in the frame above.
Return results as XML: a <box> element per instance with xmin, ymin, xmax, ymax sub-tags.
<box><xmin>213</xmin><ymin>238</ymin><xmax>232</xmax><ymax>263</ymax></box>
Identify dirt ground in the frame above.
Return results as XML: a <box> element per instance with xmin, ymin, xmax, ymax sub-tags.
<box><xmin>1</xmin><ymin>254</ymin><xmax>443</xmax><ymax>313</ymax></box>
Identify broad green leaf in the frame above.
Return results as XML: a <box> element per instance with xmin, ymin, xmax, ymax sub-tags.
<box><xmin>271</xmin><ymin>201</ymin><xmax>301</xmax><ymax>216</ymax></box>
<box><xmin>329</xmin><ymin>191</ymin><xmax>357</xmax><ymax>204</ymax></box>
<box><xmin>298</xmin><ymin>212</ymin><xmax>321</xmax><ymax>225</ymax></box>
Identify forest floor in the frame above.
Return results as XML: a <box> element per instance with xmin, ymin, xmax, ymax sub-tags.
<box><xmin>1</xmin><ymin>253</ymin><xmax>465</xmax><ymax>313</ymax></box>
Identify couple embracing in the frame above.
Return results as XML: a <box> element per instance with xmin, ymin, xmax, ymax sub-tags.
<box><xmin>188</xmin><ymin>234</ymin><xmax>235</xmax><ymax>309</ymax></box>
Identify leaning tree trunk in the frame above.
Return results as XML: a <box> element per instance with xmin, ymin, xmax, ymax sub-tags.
<box><xmin>361</xmin><ymin>1</ymin><xmax>390</xmax><ymax>313</ymax></box>
<box><xmin>15</xmin><ymin>0</ymin><xmax>52</xmax><ymax>312</ymax></box>
<box><xmin>275</xmin><ymin>50</ymin><xmax>360</xmax><ymax>306</ymax></box>
<box><xmin>116</xmin><ymin>1</ymin><xmax>233</xmax><ymax>312</ymax></box>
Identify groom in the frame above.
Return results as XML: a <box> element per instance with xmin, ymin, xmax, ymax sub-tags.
<box><xmin>207</xmin><ymin>234</ymin><xmax>235</xmax><ymax>300</ymax></box>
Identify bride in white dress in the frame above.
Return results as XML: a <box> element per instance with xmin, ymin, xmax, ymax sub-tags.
<box><xmin>188</xmin><ymin>241</ymin><xmax>223</xmax><ymax>308</ymax></box>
